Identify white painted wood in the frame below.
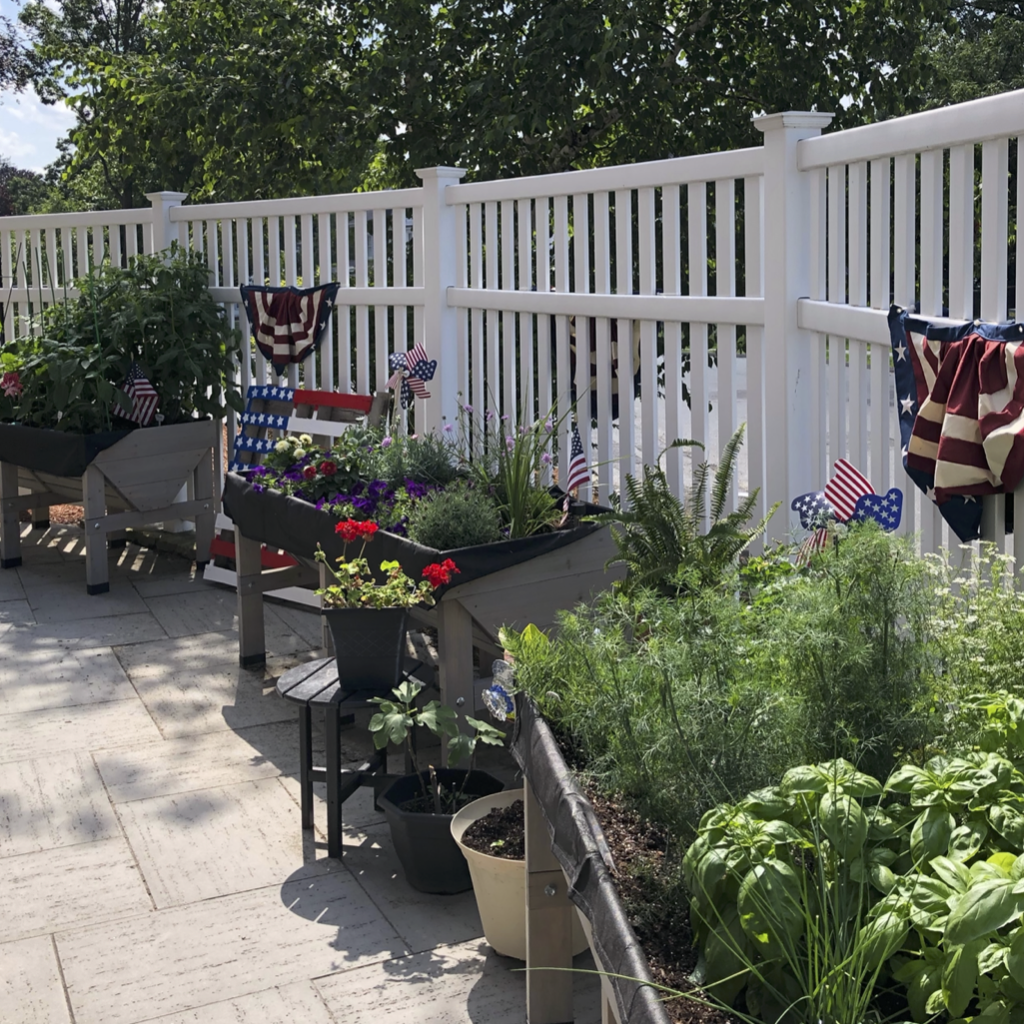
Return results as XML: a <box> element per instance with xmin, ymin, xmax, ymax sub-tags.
<box><xmin>615</xmin><ymin>187</ymin><xmax>636</xmax><ymax>495</ymax></box>
<box><xmin>486</xmin><ymin>201</ymin><xmax>500</xmax><ymax>423</ymax></box>
<box><xmin>948</xmin><ymin>145</ymin><xmax>975</xmax><ymax>320</ymax></box>
<box><xmin>663</xmin><ymin>183</ymin><xmax>684</xmax><ymax>501</ymax></box>
<box><xmin>638</xmin><ymin>186</ymin><xmax>657</xmax><ymax>473</ymax></box>
<box><xmin>981</xmin><ymin>138</ymin><xmax>1010</xmax><ymax>322</ymax></box>
<box><xmin>715</xmin><ymin>178</ymin><xmax>737</xmax><ymax>512</ymax></box>
<box><xmin>503</xmin><ymin>198</ymin><xmax>517</xmax><ymax>421</ymax></box>
<box><xmin>744</xmin><ymin>174</ymin><xmax>766</xmax><ymax>548</ymax></box>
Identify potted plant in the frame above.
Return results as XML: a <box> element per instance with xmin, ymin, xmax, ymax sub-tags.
<box><xmin>368</xmin><ymin>678</ymin><xmax>506</xmax><ymax>894</ymax></box>
<box><xmin>313</xmin><ymin>519</ymin><xmax>461</xmax><ymax>695</ymax></box>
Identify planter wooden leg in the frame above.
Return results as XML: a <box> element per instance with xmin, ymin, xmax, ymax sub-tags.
<box><xmin>0</xmin><ymin>461</ymin><xmax>21</xmax><ymax>568</ymax></box>
<box><xmin>525</xmin><ymin>777</ymin><xmax>574</xmax><ymax>1024</ymax></box>
<box><xmin>235</xmin><ymin>529</ymin><xmax>266</xmax><ymax>669</ymax></box>
<box><xmin>437</xmin><ymin>597</ymin><xmax>475</xmax><ymax>768</ymax></box>
<box><xmin>193</xmin><ymin>448</ymin><xmax>215</xmax><ymax>568</ymax></box>
<box><xmin>82</xmin><ymin>465</ymin><xmax>109</xmax><ymax>594</ymax></box>
<box><xmin>30</xmin><ymin>506</ymin><xmax>49</xmax><ymax>530</ymax></box>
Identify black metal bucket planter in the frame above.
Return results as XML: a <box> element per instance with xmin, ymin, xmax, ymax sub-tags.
<box><xmin>377</xmin><ymin>768</ymin><xmax>505</xmax><ymax>894</ymax></box>
<box><xmin>512</xmin><ymin>696</ymin><xmax>671</xmax><ymax>1024</ymax></box>
<box><xmin>321</xmin><ymin>607</ymin><xmax>409</xmax><ymax>697</ymax></box>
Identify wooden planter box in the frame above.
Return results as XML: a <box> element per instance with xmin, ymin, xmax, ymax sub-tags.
<box><xmin>512</xmin><ymin>696</ymin><xmax>670</xmax><ymax>1024</ymax></box>
<box><xmin>219</xmin><ymin>473</ymin><xmax>624</xmax><ymax>741</ymax></box>
<box><xmin>0</xmin><ymin>420</ymin><xmax>218</xmax><ymax>593</ymax></box>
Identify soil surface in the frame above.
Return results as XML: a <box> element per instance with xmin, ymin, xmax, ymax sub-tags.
<box><xmin>19</xmin><ymin>504</ymin><xmax>83</xmax><ymax>525</ymax></box>
<box><xmin>461</xmin><ymin>800</ymin><xmax>525</xmax><ymax>859</ymax></box>
<box><xmin>585</xmin><ymin>783</ymin><xmax>737</xmax><ymax>1024</ymax></box>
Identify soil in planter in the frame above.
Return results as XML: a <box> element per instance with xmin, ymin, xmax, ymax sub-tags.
<box><xmin>396</xmin><ymin>785</ymin><xmax>491</xmax><ymax>816</ymax></box>
<box><xmin>461</xmin><ymin>799</ymin><xmax>525</xmax><ymax>860</ymax></box>
<box><xmin>585</xmin><ymin>783</ymin><xmax>738</xmax><ymax>1024</ymax></box>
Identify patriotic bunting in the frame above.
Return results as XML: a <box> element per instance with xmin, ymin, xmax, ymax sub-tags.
<box><xmin>240</xmin><ymin>283</ymin><xmax>339</xmax><ymax>375</ymax></box>
<box><xmin>386</xmin><ymin>343</ymin><xmax>436</xmax><ymax>408</ymax></box>
<box><xmin>888</xmin><ymin>304</ymin><xmax>1024</xmax><ymax>542</ymax></box>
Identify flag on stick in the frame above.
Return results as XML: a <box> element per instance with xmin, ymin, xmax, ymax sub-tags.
<box><xmin>564</xmin><ymin>421</ymin><xmax>589</xmax><ymax>494</ymax></box>
<box><xmin>113</xmin><ymin>362</ymin><xmax>159</xmax><ymax>426</ymax></box>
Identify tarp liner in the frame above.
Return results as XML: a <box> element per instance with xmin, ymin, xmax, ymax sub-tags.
<box><xmin>0</xmin><ymin>423</ymin><xmax>131</xmax><ymax>477</ymax></box>
<box><xmin>512</xmin><ymin>696</ymin><xmax>671</xmax><ymax>1024</ymax></box>
<box><xmin>222</xmin><ymin>472</ymin><xmax>604</xmax><ymax>591</ymax></box>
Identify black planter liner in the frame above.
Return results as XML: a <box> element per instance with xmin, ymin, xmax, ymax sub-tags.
<box><xmin>0</xmin><ymin>422</ymin><xmax>131</xmax><ymax>477</ymax></box>
<box><xmin>322</xmin><ymin>607</ymin><xmax>408</xmax><ymax>697</ymax></box>
<box><xmin>222</xmin><ymin>471</ymin><xmax>605</xmax><ymax>593</ymax></box>
<box><xmin>512</xmin><ymin>696</ymin><xmax>671</xmax><ymax>1024</ymax></box>
<box><xmin>378</xmin><ymin>768</ymin><xmax>505</xmax><ymax>894</ymax></box>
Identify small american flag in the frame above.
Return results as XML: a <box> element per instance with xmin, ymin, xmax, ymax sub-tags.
<box><xmin>114</xmin><ymin>362</ymin><xmax>159</xmax><ymax>426</ymax></box>
<box><xmin>797</xmin><ymin>528</ymin><xmax>830</xmax><ymax>566</ymax></box>
<box><xmin>564</xmin><ymin>422</ymin><xmax>589</xmax><ymax>494</ymax></box>
<box><xmin>824</xmin><ymin>459</ymin><xmax>874</xmax><ymax>520</ymax></box>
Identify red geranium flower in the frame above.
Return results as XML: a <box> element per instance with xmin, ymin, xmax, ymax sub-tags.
<box><xmin>422</xmin><ymin>560</ymin><xmax>460</xmax><ymax>587</ymax></box>
<box><xmin>319</xmin><ymin>460</ymin><xmax>337</xmax><ymax>476</ymax></box>
<box><xmin>302</xmin><ymin>465</ymin><xmax>317</xmax><ymax>480</ymax></box>
<box><xmin>358</xmin><ymin>521</ymin><xmax>379</xmax><ymax>538</ymax></box>
<box><xmin>334</xmin><ymin>519</ymin><xmax>362</xmax><ymax>543</ymax></box>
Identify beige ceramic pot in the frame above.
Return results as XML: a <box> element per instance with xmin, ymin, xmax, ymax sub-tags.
<box><xmin>451</xmin><ymin>787</ymin><xmax>588</xmax><ymax>959</ymax></box>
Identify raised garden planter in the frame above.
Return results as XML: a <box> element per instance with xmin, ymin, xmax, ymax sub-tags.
<box><xmin>0</xmin><ymin>419</ymin><xmax>217</xmax><ymax>593</ymax></box>
<box><xmin>512</xmin><ymin>695</ymin><xmax>670</xmax><ymax>1024</ymax></box>
<box><xmin>221</xmin><ymin>473</ymin><xmax>624</xmax><ymax>756</ymax></box>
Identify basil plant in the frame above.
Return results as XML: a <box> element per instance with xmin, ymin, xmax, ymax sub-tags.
<box><xmin>683</xmin><ymin>751</ymin><xmax>1024</xmax><ymax>1024</ymax></box>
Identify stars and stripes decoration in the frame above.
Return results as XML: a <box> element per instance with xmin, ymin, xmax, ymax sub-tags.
<box><xmin>791</xmin><ymin>459</ymin><xmax>903</xmax><ymax>565</ymax></box>
<box><xmin>240</xmin><ymin>283</ymin><xmax>339</xmax><ymax>375</ymax></box>
<box><xmin>113</xmin><ymin>362</ymin><xmax>159</xmax><ymax>426</ymax></box>
<box><xmin>227</xmin><ymin>385</ymin><xmax>373</xmax><ymax>472</ymax></box>
<box><xmin>386</xmin><ymin>343</ymin><xmax>436</xmax><ymax>408</ymax></box>
<box><xmin>564</xmin><ymin>421</ymin><xmax>589</xmax><ymax>495</ymax></box>
<box><xmin>889</xmin><ymin>304</ymin><xmax>1024</xmax><ymax>542</ymax></box>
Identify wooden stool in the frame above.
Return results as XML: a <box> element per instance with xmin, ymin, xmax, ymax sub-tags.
<box><xmin>276</xmin><ymin>656</ymin><xmax>421</xmax><ymax>858</ymax></box>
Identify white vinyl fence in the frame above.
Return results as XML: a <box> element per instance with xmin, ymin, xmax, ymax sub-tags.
<box><xmin>4</xmin><ymin>90</ymin><xmax>1024</xmax><ymax>559</ymax></box>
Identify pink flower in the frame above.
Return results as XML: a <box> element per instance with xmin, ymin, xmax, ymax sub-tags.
<box><xmin>1</xmin><ymin>372</ymin><xmax>22</xmax><ymax>398</ymax></box>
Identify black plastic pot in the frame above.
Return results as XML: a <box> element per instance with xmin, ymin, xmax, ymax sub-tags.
<box><xmin>378</xmin><ymin>769</ymin><xmax>505</xmax><ymax>894</ymax></box>
<box><xmin>321</xmin><ymin>607</ymin><xmax>408</xmax><ymax>698</ymax></box>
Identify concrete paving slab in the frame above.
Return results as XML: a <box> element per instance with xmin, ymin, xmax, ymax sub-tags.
<box><xmin>0</xmin><ymin>570</ymin><xmax>25</xmax><ymax>602</ymax></box>
<box><xmin>0</xmin><ymin>837</ymin><xmax>152</xmax><ymax>942</ymax></box>
<box><xmin>0</xmin><ymin>698</ymin><xmax>162</xmax><ymax>764</ymax></box>
<box><xmin>117</xmin><ymin>777</ymin><xmax>337</xmax><ymax>908</ymax></box>
<box><xmin>0</xmin><ymin>645</ymin><xmax>136</xmax><ymax>715</ymax></box>
<box><xmin>23</xmin><ymin>579</ymin><xmax>150</xmax><ymax>623</ymax></box>
<box><xmin>131</xmin><ymin>574</ymin><xmax>205</xmax><ymax>599</ymax></box>
<box><xmin>0</xmin><ymin>751</ymin><xmax>118</xmax><ymax>858</ymax></box>
<box><xmin>0</xmin><ymin>598</ymin><xmax>35</xmax><ymax>626</ymax></box>
<box><xmin>277</xmin><ymin>773</ymin><xmax>387</xmax><ymax>835</ymax></box>
<box><xmin>128</xmin><ymin>667</ymin><xmax>297</xmax><ymax>739</ymax></box>
<box><xmin>0</xmin><ymin>935</ymin><xmax>72</xmax><ymax>1024</ymax></box>
<box><xmin>94</xmin><ymin>721</ymin><xmax>311</xmax><ymax>804</ymax></box>
<box><xmin>113</xmin><ymin>631</ymin><xmax>249</xmax><ymax>678</ymax></box>
<box><xmin>57</xmin><ymin>872</ymin><xmax>408</xmax><ymax>1024</ymax></box>
<box><xmin>341</xmin><ymin>825</ymin><xmax>484</xmax><ymax>954</ymax></box>
<box><xmin>133</xmin><ymin>980</ymin><xmax>335</xmax><ymax>1024</ymax></box>
<box><xmin>4</xmin><ymin>613</ymin><xmax>169</xmax><ymax>650</ymax></box>
<box><xmin>265</xmin><ymin>601</ymin><xmax>323</xmax><ymax>650</ymax></box>
<box><xmin>315</xmin><ymin>938</ymin><xmax>602</xmax><ymax>1024</ymax></box>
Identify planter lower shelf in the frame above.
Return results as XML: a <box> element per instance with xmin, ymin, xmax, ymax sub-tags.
<box><xmin>512</xmin><ymin>696</ymin><xmax>670</xmax><ymax>1024</ymax></box>
<box><xmin>0</xmin><ymin>420</ymin><xmax>218</xmax><ymax>593</ymax></box>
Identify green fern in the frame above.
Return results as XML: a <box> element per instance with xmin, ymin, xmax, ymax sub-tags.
<box><xmin>590</xmin><ymin>424</ymin><xmax>778</xmax><ymax>596</ymax></box>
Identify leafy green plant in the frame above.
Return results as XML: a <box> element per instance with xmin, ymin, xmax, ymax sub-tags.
<box><xmin>369</xmin><ymin>429</ymin><xmax>461</xmax><ymax>488</ymax></box>
<box><xmin>0</xmin><ymin>245</ymin><xmax>243</xmax><ymax>432</ymax></box>
<box><xmin>368</xmin><ymin>679</ymin><xmax>506</xmax><ymax>808</ymax></box>
<box><xmin>455</xmin><ymin>401</ymin><xmax>565</xmax><ymax>539</ymax></box>
<box><xmin>406</xmin><ymin>480</ymin><xmax>502</xmax><ymax>549</ymax></box>
<box><xmin>589</xmin><ymin>424</ymin><xmax>777</xmax><ymax>596</ymax></box>
<box><xmin>314</xmin><ymin>520</ymin><xmax>460</xmax><ymax>608</ymax></box>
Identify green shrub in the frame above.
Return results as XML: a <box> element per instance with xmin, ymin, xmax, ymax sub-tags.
<box><xmin>406</xmin><ymin>481</ymin><xmax>502</xmax><ymax>550</ymax></box>
<box><xmin>371</xmin><ymin>430</ymin><xmax>460</xmax><ymax>488</ymax></box>
<box><xmin>1</xmin><ymin>245</ymin><xmax>243</xmax><ymax>432</ymax></box>
<box><xmin>588</xmin><ymin>424</ymin><xmax>777</xmax><ymax>596</ymax></box>
<box><xmin>758</xmin><ymin>522</ymin><xmax>938</xmax><ymax>781</ymax></box>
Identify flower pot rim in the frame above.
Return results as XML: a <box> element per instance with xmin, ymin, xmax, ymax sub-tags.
<box><xmin>378</xmin><ymin>769</ymin><xmax>504</xmax><ymax>821</ymax></box>
<box><xmin>450</xmin><ymin>787</ymin><xmax>525</xmax><ymax>862</ymax></box>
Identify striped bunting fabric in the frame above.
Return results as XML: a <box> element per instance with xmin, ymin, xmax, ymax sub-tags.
<box><xmin>239</xmin><ymin>283</ymin><xmax>339</xmax><ymax>375</ymax></box>
<box><xmin>888</xmin><ymin>304</ymin><xmax>1024</xmax><ymax>542</ymax></box>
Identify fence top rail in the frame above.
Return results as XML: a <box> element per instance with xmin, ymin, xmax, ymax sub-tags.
<box><xmin>171</xmin><ymin>187</ymin><xmax>425</xmax><ymax>222</ymax></box>
<box><xmin>447</xmin><ymin>147</ymin><xmax>764</xmax><ymax>205</ymax></box>
<box><xmin>798</xmin><ymin>88</ymin><xmax>1024</xmax><ymax>169</ymax></box>
<box><xmin>0</xmin><ymin>207</ymin><xmax>154</xmax><ymax>231</ymax></box>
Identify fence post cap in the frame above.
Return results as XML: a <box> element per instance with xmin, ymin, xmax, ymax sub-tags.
<box><xmin>414</xmin><ymin>167</ymin><xmax>467</xmax><ymax>181</ymax></box>
<box><xmin>753</xmin><ymin>111</ymin><xmax>834</xmax><ymax>133</ymax></box>
<box><xmin>145</xmin><ymin>191</ymin><xmax>189</xmax><ymax>203</ymax></box>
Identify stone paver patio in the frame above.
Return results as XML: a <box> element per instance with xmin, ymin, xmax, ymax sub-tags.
<box><xmin>0</xmin><ymin>524</ymin><xmax>600</xmax><ymax>1023</ymax></box>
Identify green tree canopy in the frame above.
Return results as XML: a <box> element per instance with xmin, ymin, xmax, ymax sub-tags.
<box><xmin>19</xmin><ymin>0</ymin><xmax>954</xmax><ymax>207</ymax></box>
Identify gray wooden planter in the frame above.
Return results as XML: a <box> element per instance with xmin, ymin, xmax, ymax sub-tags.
<box><xmin>0</xmin><ymin>419</ymin><xmax>217</xmax><ymax>593</ymax></box>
